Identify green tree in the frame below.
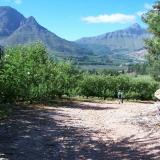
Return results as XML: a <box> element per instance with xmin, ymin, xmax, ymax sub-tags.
<box><xmin>0</xmin><ymin>42</ymin><xmax>81</xmax><ymax>102</ymax></box>
<box><xmin>143</xmin><ymin>1</ymin><xmax>160</xmax><ymax>81</ymax></box>
<box><xmin>0</xmin><ymin>43</ymin><xmax>52</xmax><ymax>102</ymax></box>
<box><xmin>51</xmin><ymin>61</ymin><xmax>81</xmax><ymax>98</ymax></box>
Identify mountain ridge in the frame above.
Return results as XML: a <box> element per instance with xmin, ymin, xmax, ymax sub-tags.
<box><xmin>0</xmin><ymin>6</ymin><xmax>25</xmax><ymax>37</ymax></box>
<box><xmin>77</xmin><ymin>23</ymin><xmax>147</xmax><ymax>41</ymax></box>
<box><xmin>0</xmin><ymin>6</ymin><xmax>150</xmax><ymax>66</ymax></box>
<box><xmin>76</xmin><ymin>23</ymin><xmax>150</xmax><ymax>59</ymax></box>
<box><xmin>0</xmin><ymin>6</ymin><xmax>93</xmax><ymax>57</ymax></box>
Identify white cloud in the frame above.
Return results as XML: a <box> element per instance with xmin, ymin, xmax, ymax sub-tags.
<box><xmin>82</xmin><ymin>13</ymin><xmax>136</xmax><ymax>24</ymax></box>
<box><xmin>0</xmin><ymin>0</ymin><xmax>22</xmax><ymax>4</ymax></box>
<box><xmin>13</xmin><ymin>0</ymin><xmax>22</xmax><ymax>4</ymax></box>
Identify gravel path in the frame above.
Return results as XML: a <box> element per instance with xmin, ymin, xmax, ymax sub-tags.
<box><xmin>0</xmin><ymin>101</ymin><xmax>160</xmax><ymax>160</ymax></box>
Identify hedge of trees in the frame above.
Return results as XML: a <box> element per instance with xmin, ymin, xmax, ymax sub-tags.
<box><xmin>0</xmin><ymin>43</ymin><xmax>159</xmax><ymax>103</ymax></box>
<box><xmin>0</xmin><ymin>43</ymin><xmax>81</xmax><ymax>102</ymax></box>
<box><xmin>79</xmin><ymin>74</ymin><xmax>159</xmax><ymax>100</ymax></box>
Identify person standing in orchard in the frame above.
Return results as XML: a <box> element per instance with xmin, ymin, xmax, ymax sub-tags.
<box><xmin>118</xmin><ymin>90</ymin><xmax>124</xmax><ymax>104</ymax></box>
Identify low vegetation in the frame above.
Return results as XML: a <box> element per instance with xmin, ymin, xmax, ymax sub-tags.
<box><xmin>0</xmin><ymin>43</ymin><xmax>159</xmax><ymax>104</ymax></box>
<box><xmin>80</xmin><ymin>74</ymin><xmax>159</xmax><ymax>100</ymax></box>
<box><xmin>0</xmin><ymin>1</ymin><xmax>159</xmax><ymax>105</ymax></box>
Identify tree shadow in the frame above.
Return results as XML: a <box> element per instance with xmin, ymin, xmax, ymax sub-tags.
<box><xmin>42</xmin><ymin>100</ymin><xmax>118</xmax><ymax>111</ymax></box>
<box><xmin>0</xmin><ymin>105</ymin><xmax>159</xmax><ymax>160</ymax></box>
<box><xmin>128</xmin><ymin>101</ymin><xmax>155</xmax><ymax>104</ymax></box>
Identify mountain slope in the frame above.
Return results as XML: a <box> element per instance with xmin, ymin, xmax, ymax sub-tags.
<box><xmin>76</xmin><ymin>23</ymin><xmax>150</xmax><ymax>57</ymax></box>
<box><xmin>0</xmin><ymin>6</ymin><xmax>150</xmax><ymax>66</ymax></box>
<box><xmin>0</xmin><ymin>6</ymin><xmax>92</xmax><ymax>57</ymax></box>
<box><xmin>0</xmin><ymin>6</ymin><xmax>25</xmax><ymax>37</ymax></box>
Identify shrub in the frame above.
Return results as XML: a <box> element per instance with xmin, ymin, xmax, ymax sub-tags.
<box><xmin>0</xmin><ymin>43</ymin><xmax>80</xmax><ymax>102</ymax></box>
<box><xmin>0</xmin><ymin>43</ymin><xmax>158</xmax><ymax>102</ymax></box>
<box><xmin>79</xmin><ymin>74</ymin><xmax>159</xmax><ymax>100</ymax></box>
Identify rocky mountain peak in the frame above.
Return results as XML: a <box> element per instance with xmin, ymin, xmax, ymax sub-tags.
<box><xmin>26</xmin><ymin>16</ymin><xmax>38</xmax><ymax>25</ymax></box>
<box><xmin>125</xmin><ymin>23</ymin><xmax>146</xmax><ymax>35</ymax></box>
<box><xmin>0</xmin><ymin>6</ymin><xmax>25</xmax><ymax>36</ymax></box>
<box><xmin>129</xmin><ymin>23</ymin><xmax>142</xmax><ymax>29</ymax></box>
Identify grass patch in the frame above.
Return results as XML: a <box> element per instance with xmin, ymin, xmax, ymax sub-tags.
<box><xmin>68</xmin><ymin>96</ymin><xmax>155</xmax><ymax>104</ymax></box>
<box><xmin>0</xmin><ymin>104</ymin><xmax>12</xmax><ymax>119</ymax></box>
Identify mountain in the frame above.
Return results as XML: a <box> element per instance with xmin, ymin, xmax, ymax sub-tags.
<box><xmin>0</xmin><ymin>6</ymin><xmax>150</xmax><ymax>67</ymax></box>
<box><xmin>0</xmin><ymin>6</ymin><xmax>25</xmax><ymax>37</ymax></box>
<box><xmin>76</xmin><ymin>23</ymin><xmax>150</xmax><ymax>59</ymax></box>
<box><xmin>0</xmin><ymin>6</ymin><xmax>92</xmax><ymax>57</ymax></box>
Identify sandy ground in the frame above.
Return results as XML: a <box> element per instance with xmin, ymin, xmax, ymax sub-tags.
<box><xmin>0</xmin><ymin>101</ymin><xmax>160</xmax><ymax>159</ymax></box>
<box><xmin>53</xmin><ymin>102</ymin><xmax>160</xmax><ymax>154</ymax></box>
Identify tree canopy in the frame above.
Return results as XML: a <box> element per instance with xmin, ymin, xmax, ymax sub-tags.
<box><xmin>143</xmin><ymin>0</ymin><xmax>160</xmax><ymax>81</ymax></box>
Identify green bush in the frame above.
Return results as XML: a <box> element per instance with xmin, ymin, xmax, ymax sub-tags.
<box><xmin>127</xmin><ymin>79</ymin><xmax>159</xmax><ymax>100</ymax></box>
<box><xmin>79</xmin><ymin>74</ymin><xmax>159</xmax><ymax>100</ymax></box>
<box><xmin>0</xmin><ymin>43</ymin><xmax>158</xmax><ymax>103</ymax></box>
<box><xmin>0</xmin><ymin>43</ymin><xmax>80</xmax><ymax>102</ymax></box>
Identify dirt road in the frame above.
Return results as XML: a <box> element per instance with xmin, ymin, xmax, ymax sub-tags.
<box><xmin>0</xmin><ymin>101</ymin><xmax>160</xmax><ymax>159</ymax></box>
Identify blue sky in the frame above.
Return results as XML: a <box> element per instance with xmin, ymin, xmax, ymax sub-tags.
<box><xmin>0</xmin><ymin>0</ymin><xmax>156</xmax><ymax>40</ymax></box>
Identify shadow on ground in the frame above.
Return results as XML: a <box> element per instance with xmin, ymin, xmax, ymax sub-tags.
<box><xmin>42</xmin><ymin>100</ymin><xmax>118</xmax><ymax>111</ymax></box>
<box><xmin>0</xmin><ymin>104</ymin><xmax>159</xmax><ymax>160</ymax></box>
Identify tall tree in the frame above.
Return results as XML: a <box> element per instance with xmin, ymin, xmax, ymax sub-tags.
<box><xmin>143</xmin><ymin>1</ymin><xmax>160</xmax><ymax>81</ymax></box>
